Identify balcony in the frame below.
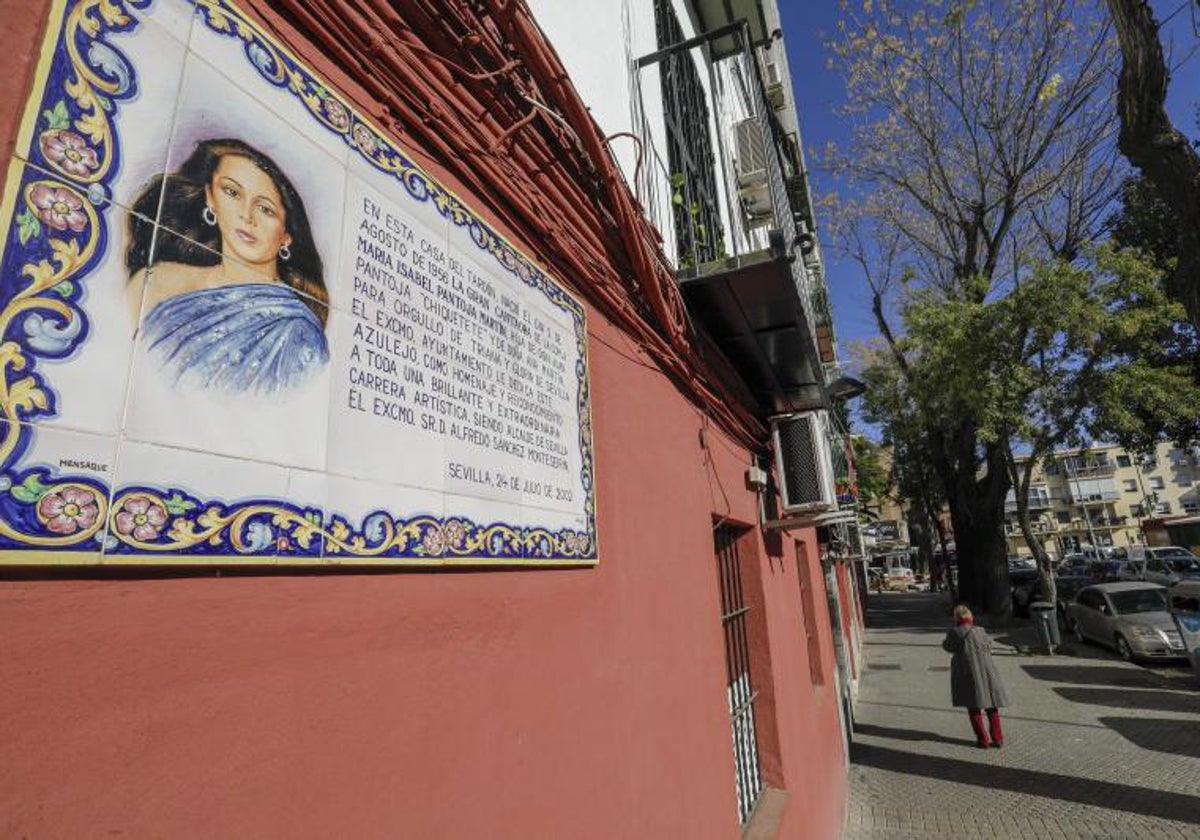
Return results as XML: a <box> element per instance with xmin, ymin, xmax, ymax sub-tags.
<box><xmin>1004</xmin><ymin>494</ymin><xmax>1053</xmax><ymax>513</ymax></box>
<box><xmin>1066</xmin><ymin>490</ymin><xmax>1120</xmax><ymax>504</ymax></box>
<box><xmin>1004</xmin><ymin>521</ymin><xmax>1056</xmax><ymax>537</ymax></box>
<box><xmin>1061</xmin><ymin>461</ymin><xmax>1116</xmax><ymax>478</ymax></box>
<box><xmin>636</xmin><ymin>18</ymin><xmax>829</xmax><ymax>414</ymax></box>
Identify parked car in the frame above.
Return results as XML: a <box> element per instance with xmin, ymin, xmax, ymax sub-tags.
<box><xmin>1169</xmin><ymin>579</ymin><xmax>1200</xmax><ymax>614</ymax></box>
<box><xmin>1090</xmin><ymin>558</ymin><xmax>1127</xmax><ymax>581</ymax></box>
<box><xmin>1010</xmin><ymin>567</ymin><xmax>1042</xmax><ymax>617</ymax></box>
<box><xmin>1054</xmin><ymin>571</ymin><xmax>1096</xmax><ymax>624</ymax></box>
<box><xmin>1067</xmin><ymin>582</ymin><xmax>1187</xmax><ymax>662</ymax></box>
<box><xmin>1008</xmin><ymin>555</ymin><xmax>1037</xmax><ymax>573</ymax></box>
<box><xmin>1169</xmin><ymin>580</ymin><xmax>1200</xmax><ymax>678</ymax></box>
<box><xmin>1121</xmin><ymin>546</ymin><xmax>1200</xmax><ymax>586</ymax></box>
<box><xmin>1057</xmin><ymin>554</ymin><xmax>1090</xmax><ymax>576</ymax></box>
<box><xmin>885</xmin><ymin>564</ymin><xmax>916</xmax><ymax>591</ymax></box>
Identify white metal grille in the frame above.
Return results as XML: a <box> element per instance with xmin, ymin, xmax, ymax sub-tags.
<box><xmin>715</xmin><ymin>525</ymin><xmax>763</xmax><ymax>823</ymax></box>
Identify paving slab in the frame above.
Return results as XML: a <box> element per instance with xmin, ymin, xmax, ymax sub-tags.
<box><xmin>844</xmin><ymin>592</ymin><xmax>1200</xmax><ymax>839</ymax></box>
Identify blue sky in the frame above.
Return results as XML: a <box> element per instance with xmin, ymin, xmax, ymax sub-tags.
<box><xmin>780</xmin><ymin>0</ymin><xmax>1200</xmax><ymax>365</ymax></box>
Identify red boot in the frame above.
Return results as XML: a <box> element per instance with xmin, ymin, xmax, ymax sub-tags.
<box><xmin>968</xmin><ymin>708</ymin><xmax>990</xmax><ymax>748</ymax></box>
<box><xmin>987</xmin><ymin>708</ymin><xmax>1004</xmax><ymax>748</ymax></box>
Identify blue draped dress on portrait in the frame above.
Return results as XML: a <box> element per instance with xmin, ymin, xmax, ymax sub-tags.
<box><xmin>142</xmin><ymin>283</ymin><xmax>329</xmax><ymax>393</ymax></box>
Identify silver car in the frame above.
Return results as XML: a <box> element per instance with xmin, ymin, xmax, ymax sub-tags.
<box><xmin>1068</xmin><ymin>582</ymin><xmax>1187</xmax><ymax>661</ymax></box>
<box><xmin>1121</xmin><ymin>547</ymin><xmax>1200</xmax><ymax>586</ymax></box>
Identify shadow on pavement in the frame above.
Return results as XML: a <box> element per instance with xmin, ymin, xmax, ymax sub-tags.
<box><xmin>864</xmin><ymin>640</ymin><xmax>947</xmax><ymax>647</ymax></box>
<box><xmin>1022</xmin><ymin>664</ymin><xmax>1166</xmax><ymax>689</ymax></box>
<box><xmin>849</xmin><ymin>741</ymin><xmax>1200</xmax><ymax>824</ymax></box>
<box><xmin>853</xmin><ymin>722</ymin><xmax>977</xmax><ymax>748</ymax></box>
<box><xmin>1100</xmin><ymin>717</ymin><xmax>1200</xmax><ymax>760</ymax></box>
<box><xmin>859</xmin><ymin>699</ymin><xmax>1109</xmax><ymax>731</ymax></box>
<box><xmin>1053</xmin><ymin>686</ymin><xmax>1199</xmax><ymax>714</ymax></box>
<box><xmin>867</xmin><ymin>593</ymin><xmax>949</xmax><ymax>631</ymax></box>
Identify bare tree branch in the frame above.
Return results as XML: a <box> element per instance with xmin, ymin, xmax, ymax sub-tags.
<box><xmin>1105</xmin><ymin>0</ymin><xmax>1200</xmax><ymax>334</ymax></box>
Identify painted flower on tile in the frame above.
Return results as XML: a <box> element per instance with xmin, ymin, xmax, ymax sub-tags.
<box><xmin>29</xmin><ymin>184</ymin><xmax>87</xmax><ymax>232</ymax></box>
<box><xmin>114</xmin><ymin>495</ymin><xmax>168</xmax><ymax>541</ymax></box>
<box><xmin>561</xmin><ymin>531</ymin><xmax>579</xmax><ymax>553</ymax></box>
<box><xmin>324</xmin><ymin>96</ymin><xmax>350</xmax><ymax>131</ymax></box>
<box><xmin>421</xmin><ymin>525</ymin><xmax>445</xmax><ymax>556</ymax></box>
<box><xmin>39</xmin><ymin>129</ymin><xmax>100</xmax><ymax>178</ymax></box>
<box><xmin>442</xmin><ymin>519</ymin><xmax>466</xmax><ymax>550</ymax></box>
<box><xmin>37</xmin><ymin>486</ymin><xmax>99</xmax><ymax>534</ymax></box>
<box><xmin>352</xmin><ymin>123</ymin><xmax>378</xmax><ymax>155</ymax></box>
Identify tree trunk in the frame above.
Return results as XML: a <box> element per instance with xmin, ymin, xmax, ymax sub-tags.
<box><xmin>931</xmin><ymin>511</ymin><xmax>952</xmax><ymax>597</ymax></box>
<box><xmin>907</xmin><ymin>512</ymin><xmax>933</xmax><ymax>579</ymax></box>
<box><xmin>1006</xmin><ymin>442</ymin><xmax>1058</xmax><ymax>608</ymax></box>
<box><xmin>1013</xmin><ymin>475</ymin><xmax>1058</xmax><ymax>610</ymax></box>
<box><xmin>933</xmin><ymin>424</ymin><xmax>1012</xmax><ymax>619</ymax></box>
<box><xmin>1106</xmin><ymin>0</ymin><xmax>1200</xmax><ymax>334</ymax></box>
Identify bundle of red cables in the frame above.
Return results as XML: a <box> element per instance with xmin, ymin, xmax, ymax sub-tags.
<box><xmin>253</xmin><ymin>0</ymin><xmax>770</xmax><ymax>451</ymax></box>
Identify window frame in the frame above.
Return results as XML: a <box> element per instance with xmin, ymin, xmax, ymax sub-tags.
<box><xmin>714</xmin><ymin>524</ymin><xmax>764</xmax><ymax>824</ymax></box>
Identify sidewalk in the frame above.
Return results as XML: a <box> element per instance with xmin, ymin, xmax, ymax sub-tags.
<box><xmin>844</xmin><ymin>592</ymin><xmax>1200</xmax><ymax>839</ymax></box>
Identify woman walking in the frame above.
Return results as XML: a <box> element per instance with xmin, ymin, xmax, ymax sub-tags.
<box><xmin>942</xmin><ymin>605</ymin><xmax>1010</xmax><ymax>748</ymax></box>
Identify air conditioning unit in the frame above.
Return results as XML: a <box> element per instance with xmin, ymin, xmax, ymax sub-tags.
<box><xmin>740</xmin><ymin>183</ymin><xmax>773</xmax><ymax>220</ymax></box>
<box><xmin>735</xmin><ymin>119</ymin><xmax>768</xmax><ymax>189</ymax></box>
<box><xmin>772</xmin><ymin>411</ymin><xmax>836</xmax><ymax>515</ymax></box>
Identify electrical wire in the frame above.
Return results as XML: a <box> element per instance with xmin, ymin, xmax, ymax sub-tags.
<box><xmin>256</xmin><ymin>0</ymin><xmax>768</xmax><ymax>451</ymax></box>
<box><xmin>700</xmin><ymin>414</ymin><xmax>734</xmax><ymax>529</ymax></box>
<box><xmin>602</xmin><ymin>131</ymin><xmax>646</xmax><ymax>192</ymax></box>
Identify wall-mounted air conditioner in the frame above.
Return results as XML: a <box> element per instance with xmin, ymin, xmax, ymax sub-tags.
<box><xmin>735</xmin><ymin>118</ymin><xmax>768</xmax><ymax>189</ymax></box>
<box><xmin>772</xmin><ymin>411</ymin><xmax>836</xmax><ymax>515</ymax></box>
<box><xmin>740</xmin><ymin>183</ymin><xmax>773</xmax><ymax>220</ymax></box>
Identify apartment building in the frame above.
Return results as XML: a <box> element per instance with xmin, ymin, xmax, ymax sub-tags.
<box><xmin>1005</xmin><ymin>441</ymin><xmax>1200</xmax><ymax>558</ymax></box>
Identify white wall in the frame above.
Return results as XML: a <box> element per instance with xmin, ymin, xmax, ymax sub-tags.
<box><xmin>527</xmin><ymin>0</ymin><xmax>742</xmax><ymax>266</ymax></box>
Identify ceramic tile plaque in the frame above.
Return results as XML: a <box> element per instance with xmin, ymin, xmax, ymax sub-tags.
<box><xmin>0</xmin><ymin>0</ymin><xmax>596</xmax><ymax>565</ymax></box>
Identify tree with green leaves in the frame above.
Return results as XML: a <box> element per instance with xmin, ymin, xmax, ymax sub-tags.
<box><xmin>1102</xmin><ymin>176</ymin><xmax>1200</xmax><ymax>449</ymax></box>
<box><xmin>857</xmin><ymin>246</ymin><xmax>1199</xmax><ymax>611</ymax></box>
<box><xmin>850</xmin><ymin>435</ymin><xmax>892</xmax><ymax>516</ymax></box>
<box><xmin>829</xmin><ymin>0</ymin><xmax>1120</xmax><ymax>615</ymax></box>
<box><xmin>856</xmin><ymin>342</ymin><xmax>952</xmax><ymax>580</ymax></box>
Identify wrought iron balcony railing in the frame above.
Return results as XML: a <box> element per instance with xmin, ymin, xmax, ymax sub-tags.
<box><xmin>1061</xmin><ymin>461</ymin><xmax>1116</xmax><ymax>478</ymax></box>
<box><xmin>636</xmin><ymin>16</ymin><xmax>833</xmax><ymax>413</ymax></box>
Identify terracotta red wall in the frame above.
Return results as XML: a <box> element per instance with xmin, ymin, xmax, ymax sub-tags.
<box><xmin>0</xmin><ymin>2</ymin><xmax>846</xmax><ymax>836</ymax></box>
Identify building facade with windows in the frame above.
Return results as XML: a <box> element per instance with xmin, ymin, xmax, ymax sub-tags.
<box><xmin>1004</xmin><ymin>441</ymin><xmax>1200</xmax><ymax>558</ymax></box>
<box><xmin>0</xmin><ymin>1</ymin><xmax>859</xmax><ymax>837</ymax></box>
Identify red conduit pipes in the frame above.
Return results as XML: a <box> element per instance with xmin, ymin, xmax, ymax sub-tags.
<box><xmin>252</xmin><ymin>0</ymin><xmax>768</xmax><ymax>451</ymax></box>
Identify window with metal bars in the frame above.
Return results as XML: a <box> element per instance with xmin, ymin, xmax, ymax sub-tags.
<box><xmin>714</xmin><ymin>524</ymin><xmax>763</xmax><ymax>824</ymax></box>
<box><xmin>654</xmin><ymin>0</ymin><xmax>725</xmax><ymax>269</ymax></box>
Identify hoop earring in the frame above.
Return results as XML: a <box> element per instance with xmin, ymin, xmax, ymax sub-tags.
<box><xmin>278</xmin><ymin>243</ymin><xmax>291</xmax><ymax>261</ymax></box>
<box><xmin>202</xmin><ymin>206</ymin><xmax>216</xmax><ymax>226</ymax></box>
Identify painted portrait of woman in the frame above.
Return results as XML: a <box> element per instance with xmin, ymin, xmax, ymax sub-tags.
<box><xmin>126</xmin><ymin>138</ymin><xmax>329</xmax><ymax>394</ymax></box>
